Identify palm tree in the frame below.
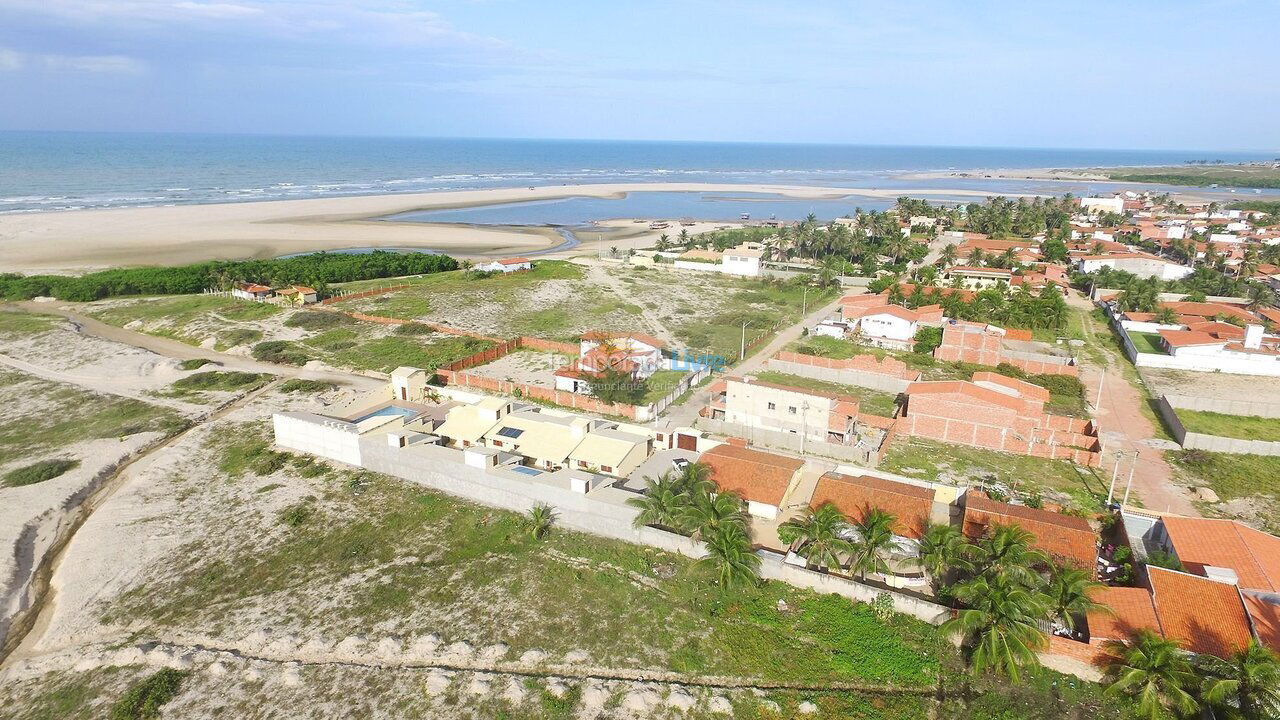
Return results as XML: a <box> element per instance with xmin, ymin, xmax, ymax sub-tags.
<box><xmin>696</xmin><ymin>524</ymin><xmax>760</xmax><ymax>589</ymax></box>
<box><xmin>847</xmin><ymin>508</ymin><xmax>898</xmax><ymax>580</ymax></box>
<box><xmin>1200</xmin><ymin>641</ymin><xmax>1280</xmax><ymax>720</ymax></box>
<box><xmin>525</xmin><ymin>503</ymin><xmax>557</xmax><ymax>540</ymax></box>
<box><xmin>1043</xmin><ymin>564</ymin><xmax>1106</xmax><ymax>633</ymax></box>
<box><xmin>679</xmin><ymin>489</ymin><xmax>746</xmax><ymax>539</ymax></box>
<box><xmin>627</xmin><ymin>474</ymin><xmax>686</xmax><ymax>531</ymax></box>
<box><xmin>1153</xmin><ymin>307</ymin><xmax>1179</xmax><ymax>325</ymax></box>
<box><xmin>1102</xmin><ymin>630</ymin><xmax>1199</xmax><ymax>720</ymax></box>
<box><xmin>917</xmin><ymin>522</ymin><xmax>972</xmax><ymax>592</ymax></box>
<box><xmin>777</xmin><ymin>504</ymin><xmax>853</xmax><ymax>572</ymax></box>
<box><xmin>673</xmin><ymin>461</ymin><xmax>713</xmax><ymax>497</ymax></box>
<box><xmin>943</xmin><ymin>573</ymin><xmax>1050</xmax><ymax>680</ymax></box>
<box><xmin>974</xmin><ymin>524</ymin><xmax>1050</xmax><ymax>587</ymax></box>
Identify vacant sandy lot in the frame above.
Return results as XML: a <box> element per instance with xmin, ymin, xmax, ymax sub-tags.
<box><xmin>1140</xmin><ymin>367</ymin><xmax>1280</xmax><ymax>406</ymax></box>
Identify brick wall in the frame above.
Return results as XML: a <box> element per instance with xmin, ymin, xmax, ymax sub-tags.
<box><xmin>933</xmin><ymin>326</ymin><xmax>1079</xmax><ymax>377</ymax></box>
<box><xmin>438</xmin><ymin>368</ymin><xmax>639</xmax><ymax>419</ymax></box>
<box><xmin>773</xmin><ymin>350</ymin><xmax>920</xmax><ymax>381</ymax></box>
<box><xmin>899</xmin><ymin>393</ymin><xmax>1101</xmax><ymax>466</ymax></box>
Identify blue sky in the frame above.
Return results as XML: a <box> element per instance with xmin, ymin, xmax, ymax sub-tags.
<box><xmin>0</xmin><ymin>0</ymin><xmax>1277</xmax><ymax>149</ymax></box>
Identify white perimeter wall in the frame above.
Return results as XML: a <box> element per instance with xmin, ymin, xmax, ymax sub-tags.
<box><xmin>273</xmin><ymin>412</ymin><xmax>363</xmax><ymax>466</ymax></box>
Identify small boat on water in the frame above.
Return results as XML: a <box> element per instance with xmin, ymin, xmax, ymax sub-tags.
<box><xmin>740</xmin><ymin>212</ymin><xmax>750</xmax><ymax>220</ymax></box>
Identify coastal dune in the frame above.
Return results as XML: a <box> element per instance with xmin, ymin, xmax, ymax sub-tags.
<box><xmin>0</xmin><ymin>182</ymin><xmax>1037</xmax><ymax>273</ymax></box>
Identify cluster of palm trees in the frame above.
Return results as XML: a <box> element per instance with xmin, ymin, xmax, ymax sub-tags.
<box><xmin>777</xmin><ymin>504</ymin><xmax>900</xmax><ymax>580</ymax></box>
<box><xmin>1094</xmin><ymin>265</ymin><xmax>1276</xmax><ymax>314</ymax></box>
<box><xmin>626</xmin><ymin>463</ymin><xmax>760</xmax><ymax>588</ymax></box>
<box><xmin>879</xmin><ymin>279</ymin><xmax>1071</xmax><ymax>330</ymax></box>
<box><xmin>1103</xmin><ymin>631</ymin><xmax>1280</xmax><ymax>720</ymax></box>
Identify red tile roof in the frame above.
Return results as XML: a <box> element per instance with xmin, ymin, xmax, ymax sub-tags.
<box><xmin>581</xmin><ymin>331</ymin><xmax>668</xmax><ymax>350</ymax></box>
<box><xmin>498</xmin><ymin>257</ymin><xmax>531</xmax><ymax>265</ymax></box>
<box><xmin>810</xmin><ymin>472</ymin><xmax>933</xmax><ymax>539</ymax></box>
<box><xmin>1087</xmin><ymin>586</ymin><xmax>1161</xmax><ymax>642</ymax></box>
<box><xmin>946</xmin><ymin>266</ymin><xmax>1014</xmax><ymax>277</ymax></box>
<box><xmin>699</xmin><ymin>444</ymin><xmax>803</xmax><ymax>507</ymax></box>
<box><xmin>1149</xmin><ymin>566</ymin><xmax>1254</xmax><ymax>658</ymax></box>
<box><xmin>1244</xmin><ymin>593</ymin><xmax>1280</xmax><ymax>653</ymax></box>
<box><xmin>1162</xmin><ymin>517</ymin><xmax>1280</xmax><ymax>592</ymax></box>
<box><xmin>1158</xmin><ymin>329</ymin><xmax>1229</xmax><ymax>348</ymax></box>
<box><xmin>962</xmin><ymin>493</ymin><xmax>1096</xmax><ymax>568</ymax></box>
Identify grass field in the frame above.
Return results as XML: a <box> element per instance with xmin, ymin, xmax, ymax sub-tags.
<box><xmin>91</xmin><ymin>294</ymin><xmax>280</xmax><ymax>329</ymax></box>
<box><xmin>0</xmin><ymin>370</ymin><xmax>188</xmax><ymax>457</ymax></box>
<box><xmin>879</xmin><ymin>436</ymin><xmax>1108</xmax><ymax>511</ymax></box>
<box><xmin>0</xmin><ymin>309</ymin><xmax>59</xmax><ymax>337</ymax></box>
<box><xmin>1126</xmin><ymin>331</ymin><xmax>1168</xmax><ymax>355</ymax></box>
<box><xmin>1175</xmin><ymin>409</ymin><xmax>1280</xmax><ymax>441</ymax></box>
<box><xmin>1106</xmin><ymin>165</ymin><xmax>1280</xmax><ymax>189</ymax></box>
<box><xmin>678</xmin><ymin>283</ymin><xmax>837</xmax><ymax>361</ymax></box>
<box><xmin>1168</xmin><ymin>449</ymin><xmax>1280</xmax><ymax>533</ymax></box>
<box><xmin>752</xmin><ymin>370</ymin><xmax>899</xmax><ymax>418</ymax></box>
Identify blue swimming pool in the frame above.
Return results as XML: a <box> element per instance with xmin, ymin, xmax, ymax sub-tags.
<box><xmin>352</xmin><ymin>405</ymin><xmax>420</xmax><ymax>423</ymax></box>
<box><xmin>508</xmin><ymin>466</ymin><xmax>544</xmax><ymax>477</ymax></box>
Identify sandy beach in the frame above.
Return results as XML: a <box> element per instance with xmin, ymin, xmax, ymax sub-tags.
<box><xmin>0</xmin><ymin>182</ymin><xmax>1039</xmax><ymax>273</ymax></box>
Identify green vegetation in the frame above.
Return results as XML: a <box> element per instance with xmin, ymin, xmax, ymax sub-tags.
<box><xmin>640</xmin><ymin>369</ymin><xmax>689</xmax><ymax>404</ymax></box>
<box><xmin>0</xmin><ymin>250</ymin><xmax>457</xmax><ymax>302</ymax></box>
<box><xmin>1168</xmin><ymin>449</ymin><xmax>1280</xmax><ymax>532</ymax></box>
<box><xmin>284</xmin><ymin>310</ymin><xmax>353</xmax><ymax>330</ymax></box>
<box><xmin>3</xmin><ymin>458</ymin><xmax>80</xmax><ymax>487</ymax></box>
<box><xmin>301</xmin><ymin>327</ymin><xmax>358</xmax><ymax>351</ymax></box>
<box><xmin>677</xmin><ymin>279</ymin><xmax>836</xmax><ymax>361</ymax></box>
<box><xmin>0</xmin><ymin>309</ymin><xmax>57</xmax><ymax>336</ymax></box>
<box><xmin>753</xmin><ymin>370</ymin><xmax>899</xmax><ymax>418</ymax></box>
<box><xmin>214</xmin><ymin>327</ymin><xmax>261</xmax><ymax>350</ymax></box>
<box><xmin>1127</xmin><ymin>331</ymin><xmax>1168</xmax><ymax>355</ymax></box>
<box><xmin>109</xmin><ymin>669</ymin><xmax>188</xmax><ymax>720</ymax></box>
<box><xmin>1109</xmin><ymin>167</ymin><xmax>1280</xmax><ymax>189</ymax></box>
<box><xmin>0</xmin><ymin>371</ymin><xmax>188</xmax><ymax>457</ymax></box>
<box><xmin>210</xmin><ymin>423</ymin><xmax>291</xmax><ymax>477</ymax></box>
<box><xmin>176</xmin><ymin>358</ymin><xmax>214</xmax><ymax>370</ymax></box>
<box><xmin>250</xmin><ymin>340</ymin><xmax>310</xmax><ymax>366</ymax></box>
<box><xmin>91</xmin><ymin>294</ymin><xmax>280</xmax><ymax>329</ymax></box>
<box><xmin>279</xmin><ymin>378</ymin><xmax>338</xmax><ymax>393</ymax></box>
<box><xmin>166</xmin><ymin>371</ymin><xmax>270</xmax><ymax>397</ymax></box>
<box><xmin>1175</xmin><ymin>409</ymin><xmax>1280</xmax><ymax>441</ymax></box>
<box><xmin>341</xmin><ymin>260</ymin><xmax>582</xmax><ymax>321</ymax></box>
<box><xmin>332</xmin><ymin>335</ymin><xmax>493</xmax><ymax>373</ymax></box>
<box><xmin>879</xmin><ymin>437</ymin><xmax>1106</xmax><ymax>512</ymax></box>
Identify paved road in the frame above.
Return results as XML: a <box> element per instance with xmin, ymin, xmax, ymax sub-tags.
<box><xmin>1071</xmin><ymin>295</ymin><xmax>1197</xmax><ymax>516</ymax></box>
<box><xmin>12</xmin><ymin>302</ymin><xmax>384</xmax><ymax>392</ymax></box>
<box><xmin>662</xmin><ymin>294</ymin><xmax>846</xmax><ymax>428</ymax></box>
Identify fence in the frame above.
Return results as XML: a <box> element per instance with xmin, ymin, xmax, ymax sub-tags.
<box><xmin>320</xmin><ymin>284</ymin><xmax>412</xmax><ymax>305</ymax></box>
<box><xmin>1107</xmin><ymin>305</ymin><xmax>1280</xmax><ymax>377</ymax></box>
<box><xmin>1156</xmin><ymin>395</ymin><xmax>1280</xmax><ymax>456</ymax></box>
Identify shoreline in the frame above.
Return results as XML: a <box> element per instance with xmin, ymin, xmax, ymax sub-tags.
<box><xmin>0</xmin><ymin>182</ymin><xmax>1041</xmax><ymax>274</ymax></box>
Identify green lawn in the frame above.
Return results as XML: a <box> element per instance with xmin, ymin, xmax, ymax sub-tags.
<box><xmin>0</xmin><ymin>309</ymin><xmax>59</xmax><ymax>337</ymax></box>
<box><xmin>879</xmin><ymin>436</ymin><xmax>1108</xmax><ymax>512</ymax></box>
<box><xmin>1127</xmin><ymin>331</ymin><xmax>1168</xmax><ymax>355</ymax></box>
<box><xmin>753</xmin><ymin>370</ymin><xmax>900</xmax><ymax>418</ymax></box>
<box><xmin>1176</xmin><ymin>409</ymin><xmax>1280</xmax><ymax>441</ymax></box>
<box><xmin>331</xmin><ymin>335</ymin><xmax>494</xmax><ymax>373</ymax></box>
<box><xmin>641</xmin><ymin>369</ymin><xmax>690</xmax><ymax>404</ymax></box>
<box><xmin>0</xmin><ymin>370</ymin><xmax>188</xmax><ymax>457</ymax></box>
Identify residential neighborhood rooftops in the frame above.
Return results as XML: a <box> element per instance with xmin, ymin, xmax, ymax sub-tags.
<box><xmin>1149</xmin><ymin>566</ymin><xmax>1255</xmax><ymax>659</ymax></box>
<box><xmin>1087</xmin><ymin>586</ymin><xmax>1161</xmax><ymax>642</ymax></box>
<box><xmin>1162</xmin><ymin>516</ymin><xmax>1280</xmax><ymax>592</ymax></box>
<box><xmin>581</xmin><ymin>330</ymin><xmax>669</xmax><ymax>350</ymax></box>
<box><xmin>699</xmin><ymin>443</ymin><xmax>803</xmax><ymax>508</ymax></box>
<box><xmin>810</xmin><ymin>471</ymin><xmax>933</xmax><ymax>539</ymax></box>
<box><xmin>962</xmin><ymin>493</ymin><xmax>1096</xmax><ymax>567</ymax></box>
<box><xmin>1157</xmin><ymin>329</ymin><xmax>1230</xmax><ymax>348</ymax></box>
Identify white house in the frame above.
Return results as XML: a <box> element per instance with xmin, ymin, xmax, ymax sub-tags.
<box><xmin>231</xmin><ymin>282</ymin><xmax>273</xmax><ymax>301</ymax></box>
<box><xmin>1081</xmin><ymin>196</ymin><xmax>1125</xmax><ymax>214</ymax></box>
<box><xmin>554</xmin><ymin>331</ymin><xmax>668</xmax><ymax>394</ymax></box>
<box><xmin>813</xmin><ymin>320</ymin><xmax>855</xmax><ymax>339</ymax></box>
<box><xmin>841</xmin><ymin>303</ymin><xmax>944</xmax><ymax>349</ymax></box>
<box><xmin>721</xmin><ymin>246</ymin><xmax>763</xmax><ymax>277</ymax></box>
<box><xmin>476</xmin><ymin>257</ymin><xmax>533</xmax><ymax>273</ymax></box>
<box><xmin>943</xmin><ymin>266</ymin><xmax>1014</xmax><ymax>289</ymax></box>
<box><xmin>1076</xmin><ymin>253</ymin><xmax>1194</xmax><ymax>281</ymax></box>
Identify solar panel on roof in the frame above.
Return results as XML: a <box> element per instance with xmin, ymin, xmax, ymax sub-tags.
<box><xmin>497</xmin><ymin>427</ymin><xmax>524</xmax><ymax>439</ymax></box>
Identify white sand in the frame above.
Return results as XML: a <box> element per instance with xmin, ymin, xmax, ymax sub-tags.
<box><xmin>0</xmin><ymin>182</ymin><xmax>1037</xmax><ymax>273</ymax></box>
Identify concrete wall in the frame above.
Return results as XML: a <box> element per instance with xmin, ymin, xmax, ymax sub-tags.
<box><xmin>273</xmin><ymin>412</ymin><xmax>363</xmax><ymax>466</ymax></box>
<box><xmin>1157</xmin><ymin>395</ymin><xmax>1280</xmax><ymax>456</ymax></box>
<box><xmin>695</xmin><ymin>417</ymin><xmax>878</xmax><ymax>465</ymax></box>
<box><xmin>1108</xmin><ymin>305</ymin><xmax>1280</xmax><ymax>377</ymax></box>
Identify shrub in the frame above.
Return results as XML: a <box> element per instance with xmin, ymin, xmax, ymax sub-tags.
<box><xmin>177</xmin><ymin>358</ymin><xmax>213</xmax><ymax>371</ymax></box>
<box><xmin>110</xmin><ymin>668</ymin><xmax>188</xmax><ymax>720</ymax></box>
<box><xmin>279</xmin><ymin>379</ymin><xmax>337</xmax><ymax>393</ymax></box>
<box><xmin>279</xmin><ymin>500</ymin><xmax>315</xmax><ymax>527</ymax></box>
<box><xmin>394</xmin><ymin>322</ymin><xmax>435</xmax><ymax>336</ymax></box>
<box><xmin>871</xmin><ymin>592</ymin><xmax>896</xmax><ymax>621</ymax></box>
<box><xmin>284</xmin><ymin>311</ymin><xmax>349</xmax><ymax>330</ymax></box>
<box><xmin>170</xmin><ymin>371</ymin><xmax>267</xmax><ymax>392</ymax></box>
<box><xmin>3</xmin><ymin>458</ymin><xmax>80</xmax><ymax>487</ymax></box>
<box><xmin>217</xmin><ymin>328</ymin><xmax>262</xmax><ymax>348</ymax></box>
<box><xmin>1146</xmin><ymin>549</ymin><xmax>1184</xmax><ymax>572</ymax></box>
<box><xmin>251</xmin><ymin>341</ymin><xmax>310</xmax><ymax>366</ymax></box>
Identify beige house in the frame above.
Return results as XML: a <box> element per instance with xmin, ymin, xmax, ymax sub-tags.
<box><xmin>481</xmin><ymin>409</ymin><xmax>598</xmax><ymax>471</ymax></box>
<box><xmin>435</xmin><ymin>397</ymin><xmax>514</xmax><ymax>447</ymax></box>
<box><xmin>711</xmin><ymin>376</ymin><xmax>862</xmax><ymax>445</ymax></box>
<box><xmin>566</xmin><ymin>427</ymin><xmax>652</xmax><ymax>476</ymax></box>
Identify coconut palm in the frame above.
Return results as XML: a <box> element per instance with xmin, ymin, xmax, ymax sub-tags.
<box><xmin>627</xmin><ymin>474</ymin><xmax>686</xmax><ymax>531</ymax></box>
<box><xmin>1199</xmin><ymin>640</ymin><xmax>1280</xmax><ymax>720</ymax></box>
<box><xmin>525</xmin><ymin>503</ymin><xmax>557</xmax><ymax>540</ymax></box>
<box><xmin>974</xmin><ymin>523</ymin><xmax>1050</xmax><ymax>587</ymax></box>
<box><xmin>847</xmin><ymin>508</ymin><xmax>898</xmax><ymax>580</ymax></box>
<box><xmin>917</xmin><ymin>522</ymin><xmax>973</xmax><ymax>591</ymax></box>
<box><xmin>777</xmin><ymin>503</ymin><xmax>853</xmax><ymax>572</ymax></box>
<box><xmin>672</xmin><ymin>461</ymin><xmax>714</xmax><ymax>497</ymax></box>
<box><xmin>696</xmin><ymin>523</ymin><xmax>760</xmax><ymax>589</ymax></box>
<box><xmin>1043</xmin><ymin>563</ymin><xmax>1106</xmax><ymax>632</ymax></box>
<box><xmin>939</xmin><ymin>243</ymin><xmax>958</xmax><ymax>267</ymax></box>
<box><xmin>679</xmin><ymin>489</ymin><xmax>746</xmax><ymax>540</ymax></box>
<box><xmin>1102</xmin><ymin>630</ymin><xmax>1199</xmax><ymax>720</ymax></box>
<box><xmin>1153</xmin><ymin>306</ymin><xmax>1179</xmax><ymax>325</ymax></box>
<box><xmin>943</xmin><ymin>572</ymin><xmax>1050</xmax><ymax>680</ymax></box>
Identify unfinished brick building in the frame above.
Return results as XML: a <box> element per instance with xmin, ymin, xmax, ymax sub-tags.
<box><xmin>933</xmin><ymin>321</ymin><xmax>1079</xmax><ymax>377</ymax></box>
<box><xmin>896</xmin><ymin>372</ymin><xmax>1101</xmax><ymax>466</ymax></box>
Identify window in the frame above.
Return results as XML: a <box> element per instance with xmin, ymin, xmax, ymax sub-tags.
<box><xmin>491</xmin><ymin>440</ymin><xmax>503</xmax><ymax>447</ymax></box>
<box><xmin>601</xmin><ymin>465</ymin><xmax>613</xmax><ymax>473</ymax></box>
<box><xmin>788</xmin><ymin>406</ymin><xmax>797</xmax><ymax>415</ymax></box>
<box><xmin>767</xmin><ymin>402</ymin><xmax>776</xmax><ymax>410</ymax></box>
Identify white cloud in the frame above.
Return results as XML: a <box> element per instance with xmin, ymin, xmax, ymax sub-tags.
<box><xmin>0</xmin><ymin>49</ymin><xmax>24</xmax><ymax>71</ymax></box>
<box><xmin>170</xmin><ymin>1</ymin><xmax>265</xmax><ymax>19</ymax></box>
<box><xmin>0</xmin><ymin>47</ymin><xmax>145</xmax><ymax>74</ymax></box>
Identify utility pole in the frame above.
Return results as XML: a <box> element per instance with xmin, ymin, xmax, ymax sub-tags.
<box><xmin>1106</xmin><ymin>451</ymin><xmax>1123</xmax><ymax>506</ymax></box>
<box><xmin>1121</xmin><ymin>451</ymin><xmax>1139</xmax><ymax>507</ymax></box>
<box><xmin>1094</xmin><ymin>370</ymin><xmax>1106</xmax><ymax>410</ymax></box>
<box><xmin>740</xmin><ymin>321</ymin><xmax>750</xmax><ymax>362</ymax></box>
<box><xmin>802</xmin><ymin>286</ymin><xmax>808</xmax><ymax>317</ymax></box>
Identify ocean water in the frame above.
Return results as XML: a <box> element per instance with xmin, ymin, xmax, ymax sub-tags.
<box><xmin>0</xmin><ymin>132</ymin><xmax>1274</xmax><ymax>216</ymax></box>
